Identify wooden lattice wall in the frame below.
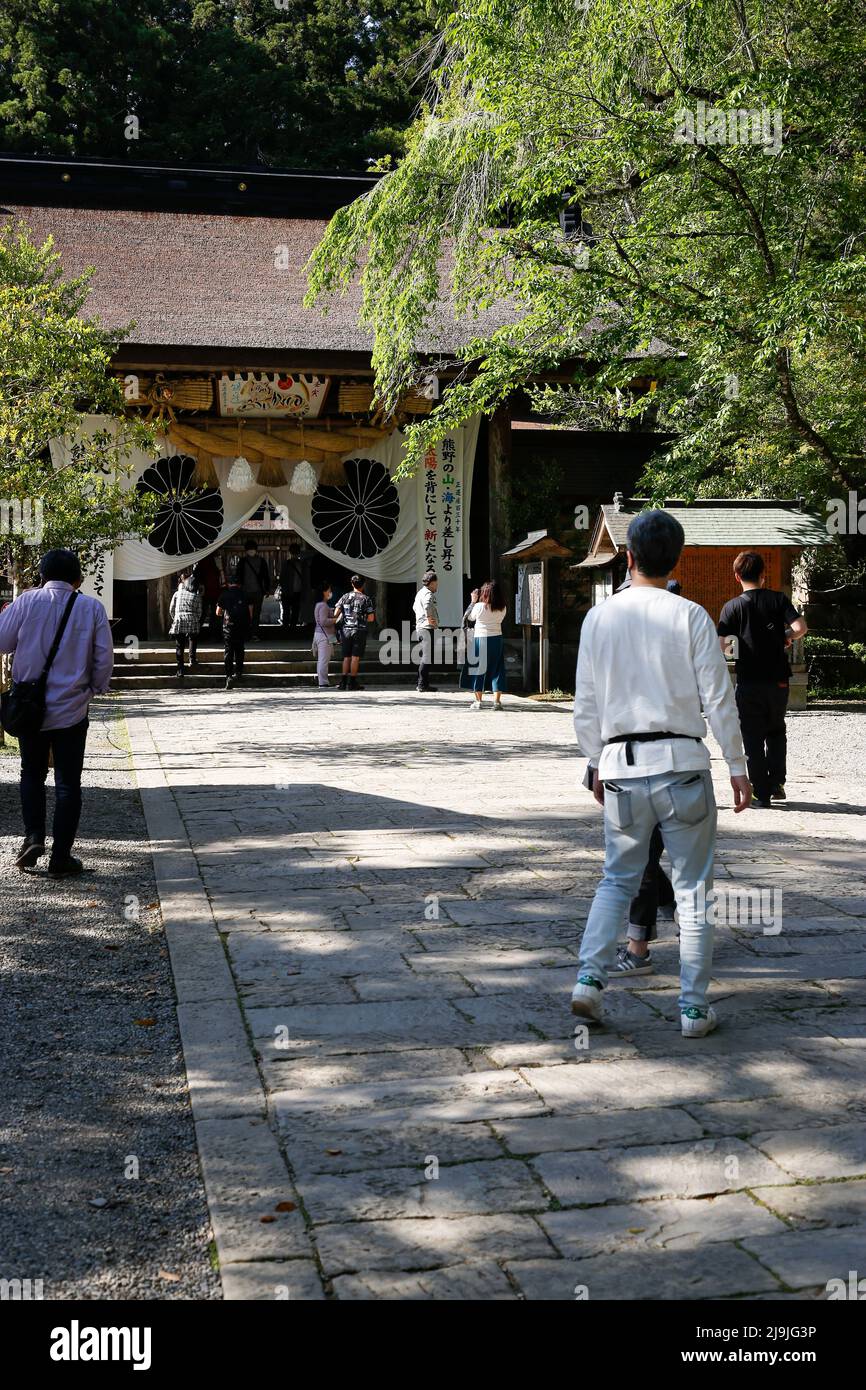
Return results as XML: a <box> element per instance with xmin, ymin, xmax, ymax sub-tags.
<box><xmin>671</xmin><ymin>546</ymin><xmax>786</xmax><ymax>624</ymax></box>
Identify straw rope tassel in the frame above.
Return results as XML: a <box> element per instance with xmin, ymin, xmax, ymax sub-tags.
<box><xmin>318</xmin><ymin>417</ymin><xmax>346</xmax><ymax>486</ymax></box>
<box><xmin>256</xmin><ymin>419</ymin><xmax>286</xmax><ymax>488</ymax></box>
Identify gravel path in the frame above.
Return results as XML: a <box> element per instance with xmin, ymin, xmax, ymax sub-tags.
<box><xmin>0</xmin><ymin>697</ymin><xmax>220</xmax><ymax>1300</ymax></box>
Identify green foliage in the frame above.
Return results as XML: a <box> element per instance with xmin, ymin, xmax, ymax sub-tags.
<box><xmin>803</xmin><ymin>632</ymin><xmax>866</xmax><ymax>692</ymax></box>
<box><xmin>804</xmin><ymin>635</ymin><xmax>847</xmax><ymax>655</ymax></box>
<box><xmin>0</xmin><ymin>222</ymin><xmax>156</xmax><ymax>583</ymax></box>
<box><xmin>308</xmin><ymin>0</ymin><xmax>866</xmax><ymax>499</ymax></box>
<box><xmin>0</xmin><ymin>1</ymin><xmax>436</xmax><ymax>169</ymax></box>
<box><xmin>509</xmin><ymin>454</ymin><xmax>565</xmax><ymax>537</ymax></box>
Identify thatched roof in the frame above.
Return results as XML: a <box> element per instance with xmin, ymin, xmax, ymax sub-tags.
<box><xmin>4</xmin><ymin>202</ymin><xmax>514</xmax><ymax>357</ymax></box>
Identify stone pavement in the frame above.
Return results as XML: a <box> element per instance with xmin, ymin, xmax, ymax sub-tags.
<box><xmin>124</xmin><ymin>688</ymin><xmax>866</xmax><ymax>1300</ymax></box>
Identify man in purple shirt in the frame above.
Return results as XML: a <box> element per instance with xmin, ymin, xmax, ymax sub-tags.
<box><xmin>0</xmin><ymin>550</ymin><xmax>113</xmax><ymax>876</ymax></box>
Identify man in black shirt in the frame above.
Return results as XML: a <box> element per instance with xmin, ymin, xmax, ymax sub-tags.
<box><xmin>278</xmin><ymin>544</ymin><xmax>304</xmax><ymax>632</ymax></box>
<box><xmin>216</xmin><ymin>568</ymin><xmax>253</xmax><ymax>691</ymax></box>
<box><xmin>235</xmin><ymin>540</ymin><xmax>270</xmax><ymax>640</ymax></box>
<box><xmin>717</xmin><ymin>551</ymin><xmax>808</xmax><ymax>807</ymax></box>
<box><xmin>333</xmin><ymin>576</ymin><xmax>376</xmax><ymax>691</ymax></box>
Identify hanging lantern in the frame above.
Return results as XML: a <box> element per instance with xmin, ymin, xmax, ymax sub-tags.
<box><xmin>226</xmin><ymin>455</ymin><xmax>255</xmax><ymax>492</ymax></box>
<box><xmin>289</xmin><ymin>459</ymin><xmax>318</xmax><ymax>495</ymax></box>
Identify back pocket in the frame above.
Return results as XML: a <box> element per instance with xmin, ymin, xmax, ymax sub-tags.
<box><xmin>669</xmin><ymin>774</ymin><xmax>709</xmax><ymax>825</ymax></box>
<box><xmin>603</xmin><ymin>782</ymin><xmax>633</xmax><ymax>831</ymax></box>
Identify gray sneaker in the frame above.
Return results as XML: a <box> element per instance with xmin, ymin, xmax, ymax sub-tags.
<box><xmin>613</xmin><ymin>944</ymin><xmax>654</xmax><ymax>976</ymax></box>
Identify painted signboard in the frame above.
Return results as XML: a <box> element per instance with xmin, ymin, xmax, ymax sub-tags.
<box><xmin>218</xmin><ymin>373</ymin><xmax>329</xmax><ymax>418</ymax></box>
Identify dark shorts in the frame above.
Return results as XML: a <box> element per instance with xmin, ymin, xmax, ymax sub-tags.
<box><xmin>341</xmin><ymin>629</ymin><xmax>368</xmax><ymax>659</ymax></box>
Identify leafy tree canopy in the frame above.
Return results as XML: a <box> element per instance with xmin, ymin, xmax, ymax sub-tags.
<box><xmin>0</xmin><ymin>1</ymin><xmax>435</xmax><ymax>169</ymax></box>
<box><xmin>308</xmin><ymin>0</ymin><xmax>866</xmax><ymax>509</ymax></box>
<box><xmin>0</xmin><ymin>223</ymin><xmax>156</xmax><ymax>584</ymax></box>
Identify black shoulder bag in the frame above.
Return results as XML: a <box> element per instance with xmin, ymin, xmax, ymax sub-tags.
<box><xmin>1</xmin><ymin>590</ymin><xmax>79</xmax><ymax>737</ymax></box>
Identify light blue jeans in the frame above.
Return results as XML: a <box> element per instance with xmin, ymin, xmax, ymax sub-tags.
<box><xmin>578</xmin><ymin>769</ymin><xmax>718</xmax><ymax>1010</ymax></box>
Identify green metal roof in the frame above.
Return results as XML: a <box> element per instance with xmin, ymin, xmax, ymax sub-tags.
<box><xmin>600</xmin><ymin>499</ymin><xmax>829</xmax><ymax>549</ymax></box>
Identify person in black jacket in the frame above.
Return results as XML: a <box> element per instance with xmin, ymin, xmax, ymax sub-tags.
<box><xmin>278</xmin><ymin>544</ymin><xmax>304</xmax><ymax>632</ymax></box>
<box><xmin>216</xmin><ymin>567</ymin><xmax>253</xmax><ymax>690</ymax></box>
<box><xmin>235</xmin><ymin>540</ymin><xmax>270</xmax><ymax>640</ymax></box>
<box><xmin>717</xmin><ymin>551</ymin><xmax>808</xmax><ymax>808</ymax></box>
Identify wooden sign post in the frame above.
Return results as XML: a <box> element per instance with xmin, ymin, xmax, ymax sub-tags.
<box><xmin>503</xmin><ymin>531</ymin><xmax>571</xmax><ymax>694</ymax></box>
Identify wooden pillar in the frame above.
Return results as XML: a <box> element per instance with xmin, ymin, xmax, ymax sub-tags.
<box><xmin>147</xmin><ymin>574</ymin><xmax>174</xmax><ymax>640</ymax></box>
<box><xmin>488</xmin><ymin>403</ymin><xmax>512</xmax><ymax>582</ymax></box>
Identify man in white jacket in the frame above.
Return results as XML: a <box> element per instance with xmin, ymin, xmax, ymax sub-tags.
<box><xmin>572</xmin><ymin>510</ymin><xmax>751</xmax><ymax>1038</ymax></box>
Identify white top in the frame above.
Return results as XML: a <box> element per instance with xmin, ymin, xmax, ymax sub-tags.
<box><xmin>470</xmin><ymin>603</ymin><xmax>506</xmax><ymax>637</ymax></box>
<box><xmin>573</xmin><ymin>585</ymin><xmax>747</xmax><ymax>779</ymax></box>
<box><xmin>413</xmin><ymin>586</ymin><xmax>439</xmax><ymax>629</ymax></box>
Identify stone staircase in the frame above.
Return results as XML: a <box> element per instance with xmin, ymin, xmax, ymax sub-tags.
<box><xmin>111</xmin><ymin>633</ymin><xmax>457</xmax><ymax>691</ymax></box>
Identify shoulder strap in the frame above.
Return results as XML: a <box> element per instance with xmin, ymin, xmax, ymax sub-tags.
<box><xmin>41</xmin><ymin>590</ymin><xmax>79</xmax><ymax>680</ymax></box>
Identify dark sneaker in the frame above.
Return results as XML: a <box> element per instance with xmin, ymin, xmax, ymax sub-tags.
<box><xmin>416</xmin><ymin>685</ymin><xmax>439</xmax><ymax>693</ymax></box>
<box><xmin>613</xmin><ymin>944</ymin><xmax>654</xmax><ymax>976</ymax></box>
<box><xmin>339</xmin><ymin>677</ymin><xmax>349</xmax><ymax>690</ymax></box>
<box><xmin>47</xmin><ymin>855</ymin><xmax>84</xmax><ymax>878</ymax></box>
<box><xmin>16</xmin><ymin>836</ymin><xmax>45</xmax><ymax>869</ymax></box>
<box><xmin>770</xmin><ymin>785</ymin><xmax>787</xmax><ymax>800</ymax></box>
<box><xmin>225</xmin><ymin>676</ymin><xmax>235</xmax><ymax>690</ymax></box>
<box><xmin>348</xmin><ymin>678</ymin><xmax>365</xmax><ymax>691</ymax></box>
<box><xmin>752</xmin><ymin>797</ymin><xmax>773</xmax><ymax>809</ymax></box>
<box><xmin>176</xmin><ymin>669</ymin><xmax>184</xmax><ymax>680</ymax></box>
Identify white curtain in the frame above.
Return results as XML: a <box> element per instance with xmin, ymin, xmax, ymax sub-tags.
<box><xmin>50</xmin><ymin>414</ymin><xmax>480</xmax><ymax>625</ymax></box>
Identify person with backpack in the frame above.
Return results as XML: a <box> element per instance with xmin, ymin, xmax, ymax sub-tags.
<box><xmin>168</xmin><ymin>568</ymin><xmax>203</xmax><ymax>680</ymax></box>
<box><xmin>333</xmin><ymin>575</ymin><xmax>376</xmax><ymax>691</ymax></box>
<box><xmin>216</xmin><ymin>566</ymin><xmax>253</xmax><ymax>690</ymax></box>
<box><xmin>235</xmin><ymin>539</ymin><xmax>270</xmax><ymax>640</ymax></box>
<box><xmin>0</xmin><ymin>549</ymin><xmax>113</xmax><ymax>877</ymax></box>
<box><xmin>717</xmin><ymin>551</ymin><xmax>808</xmax><ymax>808</ymax></box>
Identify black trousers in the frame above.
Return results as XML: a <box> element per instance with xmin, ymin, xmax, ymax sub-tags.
<box><xmin>224</xmin><ymin>632</ymin><xmax>246</xmax><ymax>677</ymax></box>
<box><xmin>281</xmin><ymin>595</ymin><xmax>301</xmax><ymax>629</ymax></box>
<box><xmin>628</xmin><ymin>824</ymin><xmax>676</xmax><ymax>943</ymax></box>
<box><xmin>416</xmin><ymin>628</ymin><xmax>434</xmax><ymax>689</ymax></box>
<box><xmin>175</xmin><ymin>633</ymin><xmax>198</xmax><ymax>668</ymax></box>
<box><xmin>735</xmin><ymin>682</ymin><xmax>789</xmax><ymax>800</ymax></box>
<box><xmin>246</xmin><ymin>594</ymin><xmax>264</xmax><ymax>635</ymax></box>
<box><xmin>18</xmin><ymin>717</ymin><xmax>89</xmax><ymax>858</ymax></box>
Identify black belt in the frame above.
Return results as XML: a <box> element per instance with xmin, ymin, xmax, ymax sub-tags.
<box><xmin>605</xmin><ymin>731</ymin><xmax>701</xmax><ymax>766</ymax></box>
